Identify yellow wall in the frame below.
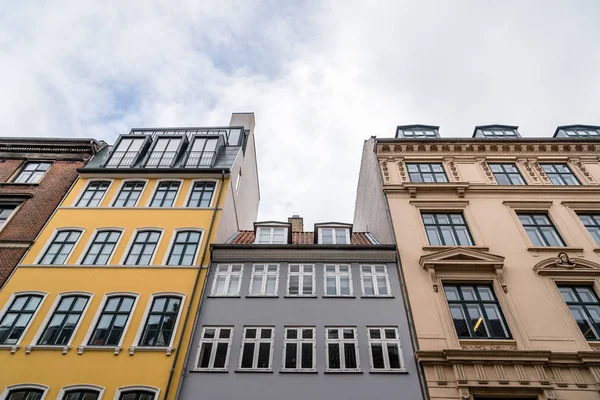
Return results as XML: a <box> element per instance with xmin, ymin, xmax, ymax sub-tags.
<box><xmin>0</xmin><ymin>176</ymin><xmax>228</xmax><ymax>400</ymax></box>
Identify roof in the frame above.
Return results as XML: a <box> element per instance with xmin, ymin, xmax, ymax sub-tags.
<box><xmin>228</xmin><ymin>230</ymin><xmax>379</xmax><ymax>245</ymax></box>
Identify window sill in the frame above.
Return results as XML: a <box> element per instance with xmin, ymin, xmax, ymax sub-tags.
<box><xmin>128</xmin><ymin>346</ymin><xmax>174</xmax><ymax>356</ymax></box>
<box><xmin>324</xmin><ymin>370</ymin><xmax>363</xmax><ymax>374</ymax></box>
<box><xmin>322</xmin><ymin>295</ymin><xmax>356</xmax><ymax>299</ymax></box>
<box><xmin>369</xmin><ymin>370</ymin><xmax>408</xmax><ymax>374</ymax></box>
<box><xmin>234</xmin><ymin>369</ymin><xmax>274</xmax><ymax>373</ymax></box>
<box><xmin>25</xmin><ymin>344</ymin><xmax>71</xmax><ymax>354</ymax></box>
<box><xmin>361</xmin><ymin>295</ymin><xmax>395</xmax><ymax>299</ymax></box>
<box><xmin>422</xmin><ymin>245</ymin><xmax>489</xmax><ymax>252</ymax></box>
<box><xmin>245</xmin><ymin>295</ymin><xmax>279</xmax><ymax>298</ymax></box>
<box><xmin>279</xmin><ymin>370</ymin><xmax>318</xmax><ymax>374</ymax></box>
<box><xmin>189</xmin><ymin>369</ymin><xmax>229</xmax><ymax>373</ymax></box>
<box><xmin>284</xmin><ymin>295</ymin><xmax>318</xmax><ymax>299</ymax></box>
<box><xmin>0</xmin><ymin>182</ymin><xmax>39</xmax><ymax>187</ymax></box>
<box><xmin>0</xmin><ymin>344</ymin><xmax>20</xmax><ymax>354</ymax></box>
<box><xmin>207</xmin><ymin>295</ymin><xmax>241</xmax><ymax>298</ymax></box>
<box><xmin>527</xmin><ymin>246</ymin><xmax>584</xmax><ymax>253</ymax></box>
<box><xmin>77</xmin><ymin>345</ymin><xmax>122</xmax><ymax>355</ymax></box>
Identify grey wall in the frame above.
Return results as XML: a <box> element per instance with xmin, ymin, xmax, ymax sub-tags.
<box><xmin>179</xmin><ymin>252</ymin><xmax>423</xmax><ymax>400</ymax></box>
<box><xmin>353</xmin><ymin>137</ymin><xmax>394</xmax><ymax>244</ymax></box>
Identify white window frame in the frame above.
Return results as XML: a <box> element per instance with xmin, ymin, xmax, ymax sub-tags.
<box><xmin>29</xmin><ymin>291</ymin><xmax>94</xmax><ymax>352</ymax></box>
<box><xmin>0</xmin><ymin>384</ymin><xmax>50</xmax><ymax>400</ymax></box>
<box><xmin>119</xmin><ymin>228</ymin><xmax>164</xmax><ymax>266</ymax></box>
<box><xmin>318</xmin><ymin>228</ymin><xmax>350</xmax><ymax>244</ymax></box>
<box><xmin>76</xmin><ymin>228</ymin><xmax>124</xmax><ymax>265</ymax></box>
<box><xmin>281</xmin><ymin>326</ymin><xmax>316</xmax><ymax>371</ymax></box>
<box><xmin>162</xmin><ymin>228</ymin><xmax>204</xmax><ymax>266</ymax></box>
<box><xmin>35</xmin><ymin>228</ymin><xmax>85</xmax><ymax>265</ymax></box>
<box><xmin>210</xmin><ymin>264</ymin><xmax>244</xmax><ymax>296</ymax></box>
<box><xmin>57</xmin><ymin>385</ymin><xmax>105</xmax><ymax>400</ymax></box>
<box><xmin>0</xmin><ymin>291</ymin><xmax>48</xmax><ymax>349</ymax></box>
<box><xmin>325</xmin><ymin>327</ymin><xmax>360</xmax><ymax>372</ymax></box>
<box><xmin>145</xmin><ymin>179</ymin><xmax>183</xmax><ymax>208</ymax></box>
<box><xmin>110</xmin><ymin>179</ymin><xmax>148</xmax><ymax>208</ymax></box>
<box><xmin>254</xmin><ymin>227</ymin><xmax>288</xmax><ymax>244</ymax></box>
<box><xmin>72</xmin><ymin>179</ymin><xmax>114</xmax><ymax>207</ymax></box>
<box><xmin>323</xmin><ymin>264</ymin><xmax>353</xmax><ymax>297</ymax></box>
<box><xmin>183</xmin><ymin>179</ymin><xmax>219</xmax><ymax>209</ymax></box>
<box><xmin>193</xmin><ymin>326</ymin><xmax>234</xmax><ymax>371</ymax></box>
<box><xmin>360</xmin><ymin>265</ymin><xmax>392</xmax><ymax>297</ymax></box>
<box><xmin>248</xmin><ymin>264</ymin><xmax>279</xmax><ymax>296</ymax></box>
<box><xmin>286</xmin><ymin>264</ymin><xmax>315</xmax><ymax>296</ymax></box>
<box><xmin>367</xmin><ymin>327</ymin><xmax>405</xmax><ymax>372</ymax></box>
<box><xmin>79</xmin><ymin>292</ymin><xmax>140</xmax><ymax>352</ymax></box>
<box><xmin>131</xmin><ymin>292</ymin><xmax>186</xmax><ymax>352</ymax></box>
<box><xmin>238</xmin><ymin>326</ymin><xmax>275</xmax><ymax>371</ymax></box>
<box><xmin>113</xmin><ymin>386</ymin><xmax>159</xmax><ymax>400</ymax></box>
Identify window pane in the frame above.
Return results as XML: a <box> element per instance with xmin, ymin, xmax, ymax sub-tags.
<box><xmin>302</xmin><ymin>275</ymin><xmax>313</xmax><ymax>295</ymax></box>
<box><xmin>257</xmin><ymin>342</ymin><xmax>270</xmax><ymax>368</ymax></box>
<box><xmin>363</xmin><ymin>276</ymin><xmax>374</xmax><ymax>295</ymax></box>
<box><xmin>343</xmin><ymin>343</ymin><xmax>357</xmax><ymax>369</ymax></box>
<box><xmin>213</xmin><ymin>342</ymin><xmax>228</xmax><ymax>368</ymax></box>
<box><xmin>484</xmin><ymin>304</ymin><xmax>508</xmax><ymax>338</ymax></box>
<box><xmin>288</xmin><ymin>276</ymin><xmax>299</xmax><ymax>295</ymax></box>
<box><xmin>450</xmin><ymin>305</ymin><xmax>469</xmax><ymax>337</ymax></box>
<box><xmin>251</xmin><ymin>276</ymin><xmax>263</xmax><ymax>295</ymax></box>
<box><xmin>285</xmin><ymin>342</ymin><xmax>297</xmax><ymax>369</ymax></box>
<box><xmin>198</xmin><ymin>342</ymin><xmax>212</xmax><ymax>368</ymax></box>
<box><xmin>466</xmin><ymin>305</ymin><xmax>488</xmax><ymax>338</ymax></box>
<box><xmin>328</xmin><ymin>343</ymin><xmax>340</xmax><ymax>369</ymax></box>
<box><xmin>265</xmin><ymin>276</ymin><xmax>277</xmax><ymax>295</ymax></box>
<box><xmin>326</xmin><ymin>276</ymin><xmax>337</xmax><ymax>295</ymax></box>
<box><xmin>340</xmin><ymin>276</ymin><xmax>350</xmax><ymax>295</ymax></box>
<box><xmin>371</xmin><ymin>343</ymin><xmax>384</xmax><ymax>369</ymax></box>
<box><xmin>387</xmin><ymin>343</ymin><xmax>401</xmax><ymax>369</ymax></box>
<box><xmin>301</xmin><ymin>342</ymin><xmax>313</xmax><ymax>369</ymax></box>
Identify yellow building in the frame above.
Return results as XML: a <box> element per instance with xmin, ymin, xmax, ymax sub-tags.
<box><xmin>0</xmin><ymin>113</ymin><xmax>259</xmax><ymax>400</ymax></box>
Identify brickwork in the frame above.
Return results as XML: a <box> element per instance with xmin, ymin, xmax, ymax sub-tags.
<box><xmin>0</xmin><ymin>247</ymin><xmax>27</xmax><ymax>287</ymax></box>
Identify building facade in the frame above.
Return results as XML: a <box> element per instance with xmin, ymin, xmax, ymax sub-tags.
<box><xmin>0</xmin><ymin>138</ymin><xmax>99</xmax><ymax>287</ymax></box>
<box><xmin>177</xmin><ymin>216</ymin><xmax>425</xmax><ymax>400</ymax></box>
<box><xmin>0</xmin><ymin>113</ymin><xmax>259</xmax><ymax>400</ymax></box>
<box><xmin>354</xmin><ymin>124</ymin><xmax>600</xmax><ymax>399</ymax></box>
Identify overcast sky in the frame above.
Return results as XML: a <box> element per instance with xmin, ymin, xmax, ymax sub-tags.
<box><xmin>1</xmin><ymin>1</ymin><xmax>599</xmax><ymax>227</ymax></box>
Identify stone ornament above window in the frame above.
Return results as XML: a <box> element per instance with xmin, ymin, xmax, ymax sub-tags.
<box><xmin>534</xmin><ymin>254</ymin><xmax>600</xmax><ymax>276</ymax></box>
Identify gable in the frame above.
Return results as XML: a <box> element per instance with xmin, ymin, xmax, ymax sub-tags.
<box><xmin>420</xmin><ymin>247</ymin><xmax>505</xmax><ymax>269</ymax></box>
<box><xmin>534</xmin><ymin>253</ymin><xmax>600</xmax><ymax>276</ymax></box>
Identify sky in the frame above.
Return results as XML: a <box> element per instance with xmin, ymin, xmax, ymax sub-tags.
<box><xmin>1</xmin><ymin>0</ymin><xmax>599</xmax><ymax>228</ymax></box>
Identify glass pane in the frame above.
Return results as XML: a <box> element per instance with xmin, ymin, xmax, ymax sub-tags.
<box><xmin>450</xmin><ymin>305</ymin><xmax>469</xmax><ymax>337</ymax></box>
<box><xmin>576</xmin><ymin>287</ymin><xmax>597</xmax><ymax>303</ymax></box>
<box><xmin>387</xmin><ymin>343</ymin><xmax>401</xmax><ymax>369</ymax></box>
<box><xmin>240</xmin><ymin>342</ymin><xmax>255</xmax><ymax>368</ymax></box>
<box><xmin>343</xmin><ymin>329</ymin><xmax>354</xmax><ymax>339</ymax></box>
<box><xmin>257</xmin><ymin>342</ymin><xmax>271</xmax><ymax>368</ymax></box>
<box><xmin>444</xmin><ymin>286</ymin><xmax>459</xmax><ymax>301</ymax></box>
<box><xmin>302</xmin><ymin>275</ymin><xmax>313</xmax><ymax>295</ymax></box>
<box><xmin>461</xmin><ymin>286</ymin><xmax>476</xmax><ymax>301</ymax></box>
<box><xmin>219</xmin><ymin>328</ymin><xmax>231</xmax><ymax>339</ymax></box>
<box><xmin>477</xmin><ymin>286</ymin><xmax>494</xmax><ymax>301</ymax></box>
<box><xmin>302</xmin><ymin>329</ymin><xmax>313</xmax><ymax>339</ymax></box>
<box><xmin>301</xmin><ymin>342</ymin><xmax>313</xmax><ymax>369</ymax></box>
<box><xmin>227</xmin><ymin>276</ymin><xmax>240</xmax><ymax>295</ymax></box>
<box><xmin>214</xmin><ymin>276</ymin><xmax>226</xmax><ymax>295</ymax></box>
<box><xmin>286</xmin><ymin>329</ymin><xmax>297</xmax><ymax>339</ymax></box>
<box><xmin>384</xmin><ymin>329</ymin><xmax>396</xmax><ymax>339</ymax></box>
<box><xmin>251</xmin><ymin>276</ymin><xmax>263</xmax><ymax>295</ymax></box>
<box><xmin>363</xmin><ymin>276</ymin><xmax>374</xmax><ymax>295</ymax></box>
<box><xmin>340</xmin><ymin>276</ymin><xmax>350</xmax><ymax>295</ymax></box>
<box><xmin>327</xmin><ymin>329</ymin><xmax>339</xmax><ymax>339</ymax></box>
<box><xmin>285</xmin><ymin>342</ymin><xmax>297</xmax><ymax>369</ymax></box>
<box><xmin>328</xmin><ymin>343</ymin><xmax>340</xmax><ymax>369</ymax></box>
<box><xmin>326</xmin><ymin>276</ymin><xmax>337</xmax><ymax>295</ymax></box>
<box><xmin>569</xmin><ymin>306</ymin><xmax>597</xmax><ymax>340</ymax></box>
<box><xmin>288</xmin><ymin>275</ymin><xmax>299</xmax><ymax>295</ymax></box>
<box><xmin>371</xmin><ymin>343</ymin><xmax>385</xmax><ymax>369</ymax></box>
<box><xmin>245</xmin><ymin>328</ymin><xmax>256</xmax><ymax>339</ymax></box>
<box><xmin>260</xmin><ymin>328</ymin><xmax>272</xmax><ymax>339</ymax></box>
<box><xmin>484</xmin><ymin>304</ymin><xmax>508</xmax><ymax>338</ymax></box>
<box><xmin>213</xmin><ymin>342</ymin><xmax>228</xmax><ymax>368</ymax></box>
<box><xmin>376</xmin><ymin>276</ymin><xmax>388</xmax><ymax>295</ymax></box>
<box><xmin>559</xmin><ymin>287</ymin><xmax>577</xmax><ymax>302</ymax></box>
<box><xmin>265</xmin><ymin>276</ymin><xmax>277</xmax><ymax>295</ymax></box>
<box><xmin>466</xmin><ymin>305</ymin><xmax>489</xmax><ymax>338</ymax></box>
<box><xmin>198</xmin><ymin>342</ymin><xmax>212</xmax><ymax>368</ymax></box>
<box><xmin>369</xmin><ymin>329</ymin><xmax>381</xmax><ymax>339</ymax></box>
<box><xmin>343</xmin><ymin>343</ymin><xmax>357</xmax><ymax>369</ymax></box>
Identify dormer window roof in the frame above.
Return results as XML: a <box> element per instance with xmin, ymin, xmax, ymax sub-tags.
<box><xmin>104</xmin><ymin>136</ymin><xmax>149</xmax><ymax>168</ymax></box>
<box><xmin>253</xmin><ymin>222</ymin><xmax>292</xmax><ymax>244</ymax></box>
<box><xmin>554</xmin><ymin>125</ymin><xmax>600</xmax><ymax>138</ymax></box>
<box><xmin>314</xmin><ymin>223</ymin><xmax>353</xmax><ymax>244</ymax></box>
<box><xmin>472</xmin><ymin>125</ymin><xmax>520</xmax><ymax>138</ymax></box>
<box><xmin>396</xmin><ymin>125</ymin><xmax>440</xmax><ymax>139</ymax></box>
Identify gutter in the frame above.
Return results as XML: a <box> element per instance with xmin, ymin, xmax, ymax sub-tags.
<box><xmin>77</xmin><ymin>167</ymin><xmax>232</xmax><ymax>174</ymax></box>
<box><xmin>163</xmin><ymin>171</ymin><xmax>226</xmax><ymax>400</ymax></box>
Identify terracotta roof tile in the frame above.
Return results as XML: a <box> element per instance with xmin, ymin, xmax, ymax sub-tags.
<box><xmin>228</xmin><ymin>230</ymin><xmax>378</xmax><ymax>245</ymax></box>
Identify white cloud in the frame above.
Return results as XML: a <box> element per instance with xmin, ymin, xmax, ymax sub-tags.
<box><xmin>1</xmin><ymin>0</ymin><xmax>599</xmax><ymax>228</ymax></box>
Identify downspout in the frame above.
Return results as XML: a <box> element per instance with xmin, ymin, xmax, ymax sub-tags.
<box><xmin>374</xmin><ymin>140</ymin><xmax>430</xmax><ymax>400</ymax></box>
<box><xmin>163</xmin><ymin>171</ymin><xmax>226</xmax><ymax>400</ymax></box>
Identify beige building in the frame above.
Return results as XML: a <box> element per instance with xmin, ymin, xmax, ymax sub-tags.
<box><xmin>354</xmin><ymin>125</ymin><xmax>600</xmax><ymax>400</ymax></box>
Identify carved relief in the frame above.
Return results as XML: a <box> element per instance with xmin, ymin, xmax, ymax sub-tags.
<box><xmin>461</xmin><ymin>345</ymin><xmax>517</xmax><ymax>351</ymax></box>
<box><xmin>397</xmin><ymin>160</ymin><xmax>408</xmax><ymax>182</ymax></box>
<box><xmin>518</xmin><ymin>159</ymin><xmax>540</xmax><ymax>182</ymax></box>
<box><xmin>474</xmin><ymin>363</ymin><xmax>488</xmax><ymax>384</ymax></box>
<box><xmin>533</xmin><ymin>161</ymin><xmax>551</xmax><ymax>184</ymax></box>
<box><xmin>555</xmin><ymin>252</ymin><xmax>576</xmax><ymax>268</ymax></box>
<box><xmin>494</xmin><ymin>364</ymin><xmax>509</xmax><ymax>384</ymax></box>
<box><xmin>382</xmin><ymin>161</ymin><xmax>389</xmax><ymax>182</ymax></box>
<box><xmin>478</xmin><ymin>159</ymin><xmax>495</xmax><ymax>183</ymax></box>
<box><xmin>573</xmin><ymin>160</ymin><xmax>596</xmax><ymax>183</ymax></box>
<box><xmin>435</xmin><ymin>365</ymin><xmax>447</xmax><ymax>385</ymax></box>
<box><xmin>515</xmin><ymin>364</ymin><xmax>530</xmax><ymax>385</ymax></box>
<box><xmin>459</xmin><ymin>388</ymin><xmax>470</xmax><ymax>400</ymax></box>
<box><xmin>446</xmin><ymin>159</ymin><xmax>461</xmax><ymax>181</ymax></box>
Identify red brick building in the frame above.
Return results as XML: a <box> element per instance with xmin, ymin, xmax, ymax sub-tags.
<box><xmin>0</xmin><ymin>137</ymin><xmax>101</xmax><ymax>287</ymax></box>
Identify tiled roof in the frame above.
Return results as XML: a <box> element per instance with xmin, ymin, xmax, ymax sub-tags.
<box><xmin>228</xmin><ymin>231</ymin><xmax>378</xmax><ymax>245</ymax></box>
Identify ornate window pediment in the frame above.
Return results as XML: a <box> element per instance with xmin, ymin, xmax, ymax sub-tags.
<box><xmin>419</xmin><ymin>247</ymin><xmax>506</xmax><ymax>292</ymax></box>
<box><xmin>534</xmin><ymin>252</ymin><xmax>600</xmax><ymax>277</ymax></box>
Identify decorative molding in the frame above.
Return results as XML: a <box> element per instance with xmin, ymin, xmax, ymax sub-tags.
<box><xmin>397</xmin><ymin>160</ymin><xmax>408</xmax><ymax>183</ymax></box>
<box><xmin>551</xmin><ymin>367</ymin><xmax>567</xmax><ymax>387</ymax></box>
<box><xmin>453</xmin><ymin>364</ymin><xmax>468</xmax><ymax>384</ymax></box>
<box><xmin>571</xmin><ymin>367</ymin><xmax>587</xmax><ymax>388</ymax></box>
<box><xmin>434</xmin><ymin>365</ymin><xmax>447</xmax><ymax>385</ymax></box>
<box><xmin>446</xmin><ymin>158</ymin><xmax>461</xmax><ymax>181</ymax></box>
<box><xmin>461</xmin><ymin>345</ymin><xmax>516</xmax><ymax>351</ymax></box>
<box><xmin>515</xmin><ymin>364</ymin><xmax>529</xmax><ymax>385</ymax></box>
<box><xmin>478</xmin><ymin>159</ymin><xmax>496</xmax><ymax>183</ymax></box>
<box><xmin>474</xmin><ymin>363</ymin><xmax>488</xmax><ymax>384</ymax></box>
<box><xmin>535</xmin><ymin>365</ymin><xmax>551</xmax><ymax>385</ymax></box>
<box><xmin>494</xmin><ymin>364</ymin><xmax>509</xmax><ymax>384</ymax></box>
<box><xmin>572</xmin><ymin>160</ymin><xmax>596</xmax><ymax>183</ymax></box>
<box><xmin>381</xmin><ymin>160</ymin><xmax>390</xmax><ymax>182</ymax></box>
<box><xmin>458</xmin><ymin>388</ymin><xmax>470</xmax><ymax>400</ymax></box>
<box><xmin>534</xmin><ymin>255</ymin><xmax>600</xmax><ymax>277</ymax></box>
<box><xmin>533</xmin><ymin>161</ymin><xmax>551</xmax><ymax>184</ymax></box>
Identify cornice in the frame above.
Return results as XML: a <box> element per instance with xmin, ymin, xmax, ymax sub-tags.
<box><xmin>384</xmin><ymin>183</ymin><xmax>600</xmax><ymax>195</ymax></box>
<box><xmin>211</xmin><ymin>248</ymin><xmax>397</xmax><ymax>263</ymax></box>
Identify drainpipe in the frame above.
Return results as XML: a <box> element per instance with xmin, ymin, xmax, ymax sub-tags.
<box><xmin>163</xmin><ymin>171</ymin><xmax>226</xmax><ymax>400</ymax></box>
<box><xmin>374</xmin><ymin>140</ymin><xmax>430</xmax><ymax>400</ymax></box>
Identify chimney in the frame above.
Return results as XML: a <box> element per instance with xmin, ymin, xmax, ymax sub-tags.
<box><xmin>288</xmin><ymin>215</ymin><xmax>304</xmax><ymax>232</ymax></box>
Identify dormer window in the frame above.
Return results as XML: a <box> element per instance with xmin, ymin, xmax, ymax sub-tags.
<box><xmin>146</xmin><ymin>137</ymin><xmax>183</xmax><ymax>167</ymax></box>
<box><xmin>319</xmin><ymin>228</ymin><xmax>350</xmax><ymax>244</ymax></box>
<box><xmin>185</xmin><ymin>137</ymin><xmax>220</xmax><ymax>168</ymax></box>
<box><xmin>554</xmin><ymin>125</ymin><xmax>600</xmax><ymax>138</ymax></box>
<box><xmin>472</xmin><ymin>125</ymin><xmax>520</xmax><ymax>138</ymax></box>
<box><xmin>396</xmin><ymin>125</ymin><xmax>439</xmax><ymax>139</ymax></box>
<box><xmin>255</xmin><ymin>227</ymin><xmax>288</xmax><ymax>244</ymax></box>
<box><xmin>105</xmin><ymin>137</ymin><xmax>145</xmax><ymax>168</ymax></box>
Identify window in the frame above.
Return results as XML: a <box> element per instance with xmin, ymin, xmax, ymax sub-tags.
<box><xmin>287</xmin><ymin>264</ymin><xmax>314</xmax><ymax>296</ymax></box>
<box><xmin>325</xmin><ymin>327</ymin><xmax>359</xmax><ymax>371</ymax></box>
<box><xmin>167</xmin><ymin>231</ymin><xmax>201</xmax><ymax>266</ymax></box>
<box><xmin>196</xmin><ymin>326</ymin><xmax>233</xmax><ymax>370</ymax></box>
<box><xmin>185</xmin><ymin>137</ymin><xmax>218</xmax><ymax>167</ymax></box>
<box><xmin>106</xmin><ymin>138</ymin><xmax>145</xmax><ymax>167</ymax></box>
<box><xmin>480</xmin><ymin>129</ymin><xmax>518</xmax><ymax>138</ymax></box>
<box><xmin>239</xmin><ymin>327</ymin><xmax>274</xmax><ymax>370</ymax></box>
<box><xmin>81</xmin><ymin>230</ymin><xmax>121</xmax><ymax>265</ymax></box>
<box><xmin>76</xmin><ymin>181</ymin><xmax>111</xmax><ymax>207</ymax></box>
<box><xmin>123</xmin><ymin>231</ymin><xmax>161</xmax><ymax>265</ymax></box>
<box><xmin>360</xmin><ymin>265</ymin><xmax>391</xmax><ymax>297</ymax></box>
<box><xmin>145</xmin><ymin>137</ymin><xmax>181</xmax><ymax>167</ymax></box>
<box><xmin>517</xmin><ymin>213</ymin><xmax>565</xmax><ymax>247</ymax></box>
<box><xmin>211</xmin><ymin>265</ymin><xmax>243</xmax><ymax>296</ymax></box>
<box><xmin>406</xmin><ymin>163</ymin><xmax>448</xmax><ymax>183</ymax></box>
<box><xmin>88</xmin><ymin>296</ymin><xmax>135</xmax><ymax>346</ymax></box>
<box><xmin>444</xmin><ymin>284</ymin><xmax>510</xmax><ymax>339</ymax></box>
<box><xmin>579</xmin><ymin>214</ymin><xmax>600</xmax><ymax>245</ymax></box>
<box><xmin>38</xmin><ymin>295</ymin><xmax>89</xmax><ymax>345</ymax></box>
<box><xmin>5</xmin><ymin>389</ymin><xmax>45</xmax><ymax>400</ymax></box>
<box><xmin>13</xmin><ymin>161</ymin><xmax>52</xmax><ymax>184</ymax></box>
<box><xmin>118</xmin><ymin>391</ymin><xmax>155</xmax><ymax>400</ymax></box>
<box><xmin>422</xmin><ymin>213</ymin><xmax>473</xmax><ymax>246</ymax></box>
<box><xmin>255</xmin><ymin>227</ymin><xmax>287</xmax><ymax>244</ymax></box>
<box><xmin>489</xmin><ymin>163</ymin><xmax>526</xmax><ymax>185</ymax></box>
<box><xmin>562</xmin><ymin>128</ymin><xmax>600</xmax><ymax>137</ymax></box>
<box><xmin>324</xmin><ymin>265</ymin><xmax>352</xmax><ymax>296</ymax></box>
<box><xmin>0</xmin><ymin>294</ymin><xmax>43</xmax><ymax>345</ymax></box>
<box><xmin>0</xmin><ymin>204</ymin><xmax>17</xmax><ymax>227</ymax></box>
<box><xmin>283</xmin><ymin>327</ymin><xmax>315</xmax><ymax>371</ymax></box>
<box><xmin>113</xmin><ymin>181</ymin><xmax>145</xmax><ymax>207</ymax></box>
<box><xmin>235</xmin><ymin>169</ymin><xmax>242</xmax><ymax>194</ymax></box>
<box><xmin>38</xmin><ymin>230</ymin><xmax>82</xmax><ymax>265</ymax></box>
<box><xmin>186</xmin><ymin>181</ymin><xmax>216</xmax><ymax>208</ymax></box>
<box><xmin>249</xmin><ymin>264</ymin><xmax>279</xmax><ymax>296</ymax></box>
<box><xmin>319</xmin><ymin>228</ymin><xmax>349</xmax><ymax>244</ymax></box>
<box><xmin>559</xmin><ymin>286</ymin><xmax>600</xmax><ymax>340</ymax></box>
<box><xmin>397</xmin><ymin>128</ymin><xmax>438</xmax><ymax>138</ymax></box>
<box><xmin>149</xmin><ymin>181</ymin><xmax>180</xmax><ymax>207</ymax></box>
<box><xmin>62</xmin><ymin>390</ymin><xmax>100</xmax><ymax>400</ymax></box>
<box><xmin>139</xmin><ymin>296</ymin><xmax>182</xmax><ymax>347</ymax></box>
<box><xmin>541</xmin><ymin>164</ymin><xmax>580</xmax><ymax>185</ymax></box>
<box><xmin>367</xmin><ymin>327</ymin><xmax>403</xmax><ymax>371</ymax></box>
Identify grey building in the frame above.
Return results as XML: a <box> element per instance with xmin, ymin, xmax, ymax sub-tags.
<box><xmin>176</xmin><ymin>216</ymin><xmax>424</xmax><ymax>400</ymax></box>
